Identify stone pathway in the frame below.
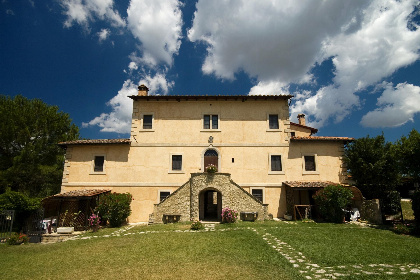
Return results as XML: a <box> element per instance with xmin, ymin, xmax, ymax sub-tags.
<box><xmin>56</xmin><ymin>224</ymin><xmax>420</xmax><ymax>279</ymax></box>
<box><xmin>260</xmin><ymin>230</ymin><xmax>420</xmax><ymax>279</ymax></box>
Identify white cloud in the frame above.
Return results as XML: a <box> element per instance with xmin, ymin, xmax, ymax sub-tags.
<box><xmin>82</xmin><ymin>80</ymin><xmax>136</xmax><ymax>133</ymax></box>
<box><xmin>128</xmin><ymin>61</ymin><xmax>138</xmax><ymax>71</ymax></box>
<box><xmin>361</xmin><ymin>83</ymin><xmax>420</xmax><ymax>127</ymax></box>
<box><xmin>61</xmin><ymin>0</ymin><xmax>125</xmax><ymax>29</ymax></box>
<box><xmin>97</xmin><ymin>28</ymin><xmax>110</xmax><ymax>42</ymax></box>
<box><xmin>127</xmin><ymin>0</ymin><xmax>183</xmax><ymax>67</ymax></box>
<box><xmin>249</xmin><ymin>81</ymin><xmax>290</xmax><ymax>96</ymax></box>
<box><xmin>294</xmin><ymin>0</ymin><xmax>420</xmax><ymax>127</ymax></box>
<box><xmin>188</xmin><ymin>0</ymin><xmax>367</xmax><ymax>82</ymax></box>
<box><xmin>139</xmin><ymin>72</ymin><xmax>174</xmax><ymax>95</ymax></box>
<box><xmin>189</xmin><ymin>0</ymin><xmax>420</xmax><ymax>128</ymax></box>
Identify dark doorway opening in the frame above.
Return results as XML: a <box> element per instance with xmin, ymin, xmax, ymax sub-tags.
<box><xmin>199</xmin><ymin>190</ymin><xmax>222</xmax><ymax>221</ymax></box>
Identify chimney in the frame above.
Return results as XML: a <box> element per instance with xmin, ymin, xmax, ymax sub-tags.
<box><xmin>138</xmin><ymin>84</ymin><xmax>149</xmax><ymax>96</ymax></box>
<box><xmin>297</xmin><ymin>114</ymin><xmax>306</xmax><ymax>126</ymax></box>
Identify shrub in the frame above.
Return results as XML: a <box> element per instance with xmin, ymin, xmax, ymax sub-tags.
<box><xmin>0</xmin><ymin>190</ymin><xmax>41</xmax><ymax>231</ymax></box>
<box><xmin>381</xmin><ymin>190</ymin><xmax>401</xmax><ymax>215</ymax></box>
<box><xmin>221</xmin><ymin>207</ymin><xmax>238</xmax><ymax>223</ymax></box>
<box><xmin>392</xmin><ymin>224</ymin><xmax>411</xmax><ymax>235</ymax></box>
<box><xmin>412</xmin><ymin>190</ymin><xmax>420</xmax><ymax>228</ymax></box>
<box><xmin>313</xmin><ymin>185</ymin><xmax>353</xmax><ymax>223</ymax></box>
<box><xmin>190</xmin><ymin>220</ymin><xmax>204</xmax><ymax>230</ymax></box>
<box><xmin>96</xmin><ymin>193</ymin><xmax>132</xmax><ymax>227</ymax></box>
<box><xmin>6</xmin><ymin>232</ymin><xmax>28</xmax><ymax>245</ymax></box>
<box><xmin>88</xmin><ymin>213</ymin><xmax>101</xmax><ymax>232</ymax></box>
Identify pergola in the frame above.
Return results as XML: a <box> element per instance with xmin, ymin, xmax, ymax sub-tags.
<box><xmin>283</xmin><ymin>181</ymin><xmax>363</xmax><ymax>220</ymax></box>
<box><xmin>42</xmin><ymin>189</ymin><xmax>110</xmax><ymax>231</ymax></box>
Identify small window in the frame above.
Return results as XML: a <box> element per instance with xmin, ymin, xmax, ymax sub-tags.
<box><xmin>203</xmin><ymin>114</ymin><xmax>218</xmax><ymax>129</ymax></box>
<box><xmin>160</xmin><ymin>191</ymin><xmax>170</xmax><ymax>202</ymax></box>
<box><xmin>94</xmin><ymin>156</ymin><xmax>104</xmax><ymax>172</ymax></box>
<box><xmin>304</xmin><ymin>155</ymin><xmax>316</xmax><ymax>171</ymax></box>
<box><xmin>143</xmin><ymin>115</ymin><xmax>153</xmax><ymax>129</ymax></box>
<box><xmin>290</xmin><ymin>132</ymin><xmax>296</xmax><ymax>137</ymax></box>
<box><xmin>269</xmin><ymin>114</ymin><xmax>279</xmax><ymax>129</ymax></box>
<box><xmin>271</xmin><ymin>155</ymin><xmax>282</xmax><ymax>171</ymax></box>
<box><xmin>252</xmin><ymin>189</ymin><xmax>263</xmax><ymax>203</ymax></box>
<box><xmin>172</xmin><ymin>155</ymin><xmax>182</xmax><ymax>171</ymax></box>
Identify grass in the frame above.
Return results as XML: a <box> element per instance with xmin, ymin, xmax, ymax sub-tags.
<box><xmin>1</xmin><ymin>221</ymin><xmax>420</xmax><ymax>280</ymax></box>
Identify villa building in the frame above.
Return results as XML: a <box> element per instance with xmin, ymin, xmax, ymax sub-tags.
<box><xmin>59</xmin><ymin>85</ymin><xmax>355</xmax><ymax>223</ymax></box>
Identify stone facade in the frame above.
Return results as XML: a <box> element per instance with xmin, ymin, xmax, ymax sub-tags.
<box><xmin>152</xmin><ymin>173</ymin><xmax>268</xmax><ymax>223</ymax></box>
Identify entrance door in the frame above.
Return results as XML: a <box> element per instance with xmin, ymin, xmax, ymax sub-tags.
<box><xmin>204</xmin><ymin>149</ymin><xmax>218</xmax><ymax>170</ymax></box>
<box><xmin>199</xmin><ymin>190</ymin><xmax>222</xmax><ymax>221</ymax></box>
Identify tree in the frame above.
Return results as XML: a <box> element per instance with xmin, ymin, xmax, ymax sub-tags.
<box><xmin>0</xmin><ymin>95</ymin><xmax>79</xmax><ymax>197</ymax></box>
<box><xmin>396</xmin><ymin>129</ymin><xmax>420</xmax><ymax>188</ymax></box>
<box><xmin>344</xmin><ymin>135</ymin><xmax>399</xmax><ymax>199</ymax></box>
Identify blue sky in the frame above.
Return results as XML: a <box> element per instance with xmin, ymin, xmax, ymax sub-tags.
<box><xmin>1</xmin><ymin>0</ymin><xmax>419</xmax><ymax>142</ymax></box>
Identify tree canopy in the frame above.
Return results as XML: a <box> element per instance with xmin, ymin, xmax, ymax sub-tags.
<box><xmin>344</xmin><ymin>134</ymin><xmax>400</xmax><ymax>199</ymax></box>
<box><xmin>0</xmin><ymin>95</ymin><xmax>79</xmax><ymax>197</ymax></box>
<box><xmin>396</xmin><ymin>129</ymin><xmax>420</xmax><ymax>185</ymax></box>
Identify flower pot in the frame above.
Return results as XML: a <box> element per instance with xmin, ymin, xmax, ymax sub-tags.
<box><xmin>57</xmin><ymin>227</ymin><xmax>74</xmax><ymax>234</ymax></box>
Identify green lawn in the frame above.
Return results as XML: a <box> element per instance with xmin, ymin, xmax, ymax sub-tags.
<box><xmin>1</xmin><ymin>221</ymin><xmax>419</xmax><ymax>280</ymax></box>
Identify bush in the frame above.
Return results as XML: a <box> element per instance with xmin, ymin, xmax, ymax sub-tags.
<box><xmin>190</xmin><ymin>220</ymin><xmax>204</xmax><ymax>230</ymax></box>
<box><xmin>0</xmin><ymin>190</ymin><xmax>41</xmax><ymax>231</ymax></box>
<box><xmin>221</xmin><ymin>207</ymin><xmax>238</xmax><ymax>223</ymax></box>
<box><xmin>381</xmin><ymin>190</ymin><xmax>401</xmax><ymax>215</ymax></box>
<box><xmin>6</xmin><ymin>232</ymin><xmax>29</xmax><ymax>245</ymax></box>
<box><xmin>412</xmin><ymin>190</ymin><xmax>420</xmax><ymax>227</ymax></box>
<box><xmin>96</xmin><ymin>193</ymin><xmax>132</xmax><ymax>227</ymax></box>
<box><xmin>392</xmin><ymin>224</ymin><xmax>411</xmax><ymax>235</ymax></box>
<box><xmin>313</xmin><ymin>185</ymin><xmax>353</xmax><ymax>223</ymax></box>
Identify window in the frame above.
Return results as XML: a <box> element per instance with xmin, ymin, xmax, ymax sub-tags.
<box><xmin>304</xmin><ymin>155</ymin><xmax>316</xmax><ymax>171</ymax></box>
<box><xmin>269</xmin><ymin>114</ymin><xmax>279</xmax><ymax>129</ymax></box>
<box><xmin>290</xmin><ymin>132</ymin><xmax>296</xmax><ymax>137</ymax></box>
<box><xmin>269</xmin><ymin>154</ymin><xmax>284</xmax><ymax>174</ymax></box>
<box><xmin>271</xmin><ymin>155</ymin><xmax>282</xmax><ymax>171</ymax></box>
<box><xmin>172</xmin><ymin>155</ymin><xmax>182</xmax><ymax>171</ymax></box>
<box><xmin>159</xmin><ymin>191</ymin><xmax>171</xmax><ymax>202</ymax></box>
<box><xmin>203</xmin><ymin>114</ymin><xmax>218</xmax><ymax>129</ymax></box>
<box><xmin>143</xmin><ymin>114</ymin><xmax>153</xmax><ymax>129</ymax></box>
<box><xmin>251</xmin><ymin>188</ymin><xmax>263</xmax><ymax>203</ymax></box>
<box><xmin>94</xmin><ymin>156</ymin><xmax>104</xmax><ymax>172</ymax></box>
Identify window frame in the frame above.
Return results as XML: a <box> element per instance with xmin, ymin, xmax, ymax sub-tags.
<box><xmin>158</xmin><ymin>190</ymin><xmax>172</xmax><ymax>203</ymax></box>
<box><xmin>302</xmin><ymin>154</ymin><xmax>319</xmax><ymax>174</ymax></box>
<box><xmin>90</xmin><ymin>154</ymin><xmax>106</xmax><ymax>175</ymax></box>
<box><xmin>169</xmin><ymin>153</ymin><xmax>185</xmax><ymax>174</ymax></box>
<box><xmin>141</xmin><ymin>113</ymin><xmax>155</xmax><ymax>131</ymax></box>
<box><xmin>268</xmin><ymin>153</ymin><xmax>285</xmax><ymax>175</ymax></box>
<box><xmin>201</xmin><ymin>114</ymin><xmax>221</xmax><ymax>131</ymax></box>
<box><xmin>267</xmin><ymin>113</ymin><xmax>281</xmax><ymax>132</ymax></box>
<box><xmin>250</xmin><ymin>187</ymin><xmax>265</xmax><ymax>203</ymax></box>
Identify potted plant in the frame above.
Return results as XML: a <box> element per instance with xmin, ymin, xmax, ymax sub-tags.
<box><xmin>206</xmin><ymin>164</ymin><xmax>217</xmax><ymax>173</ymax></box>
<box><xmin>57</xmin><ymin>210</ymin><xmax>80</xmax><ymax>234</ymax></box>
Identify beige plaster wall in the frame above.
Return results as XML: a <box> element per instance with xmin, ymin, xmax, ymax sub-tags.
<box><xmin>61</xmin><ymin>99</ymin><xmax>347</xmax><ymax>223</ymax></box>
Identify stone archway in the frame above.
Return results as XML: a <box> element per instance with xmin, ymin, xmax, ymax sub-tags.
<box><xmin>199</xmin><ymin>188</ymin><xmax>222</xmax><ymax>221</ymax></box>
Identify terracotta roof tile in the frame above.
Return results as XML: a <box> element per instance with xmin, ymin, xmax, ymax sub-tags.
<box><xmin>59</xmin><ymin>139</ymin><xmax>131</xmax><ymax>146</ymax></box>
<box><xmin>291</xmin><ymin>136</ymin><xmax>354</xmax><ymax>142</ymax></box>
<box><xmin>43</xmin><ymin>189</ymin><xmax>111</xmax><ymax>201</ymax></box>
<box><xmin>129</xmin><ymin>95</ymin><xmax>293</xmax><ymax>101</ymax></box>
<box><xmin>283</xmin><ymin>181</ymin><xmax>338</xmax><ymax>188</ymax></box>
<box><xmin>290</xmin><ymin>122</ymin><xmax>318</xmax><ymax>134</ymax></box>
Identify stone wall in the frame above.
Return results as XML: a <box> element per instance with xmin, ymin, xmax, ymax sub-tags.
<box><xmin>152</xmin><ymin>173</ymin><xmax>269</xmax><ymax>223</ymax></box>
<box><xmin>152</xmin><ymin>181</ymin><xmax>191</xmax><ymax>223</ymax></box>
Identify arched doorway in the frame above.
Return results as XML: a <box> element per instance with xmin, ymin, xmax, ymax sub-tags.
<box><xmin>204</xmin><ymin>149</ymin><xmax>219</xmax><ymax>170</ymax></box>
<box><xmin>199</xmin><ymin>189</ymin><xmax>222</xmax><ymax>221</ymax></box>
